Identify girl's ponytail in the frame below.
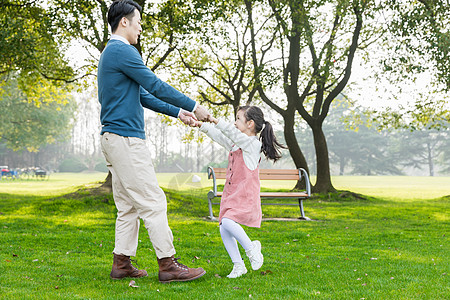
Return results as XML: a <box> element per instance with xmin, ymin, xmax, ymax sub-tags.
<box><xmin>260</xmin><ymin>120</ymin><xmax>285</xmax><ymax>162</ymax></box>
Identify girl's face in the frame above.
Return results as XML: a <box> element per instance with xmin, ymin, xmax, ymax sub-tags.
<box><xmin>234</xmin><ymin>110</ymin><xmax>255</xmax><ymax>136</ymax></box>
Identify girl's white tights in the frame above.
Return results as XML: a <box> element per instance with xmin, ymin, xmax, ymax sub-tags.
<box><xmin>220</xmin><ymin>217</ymin><xmax>253</xmax><ymax>263</ymax></box>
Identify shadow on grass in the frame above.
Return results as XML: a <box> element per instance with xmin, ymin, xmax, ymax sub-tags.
<box><xmin>1</xmin><ymin>185</ymin><xmax>448</xmax><ymax>224</ymax></box>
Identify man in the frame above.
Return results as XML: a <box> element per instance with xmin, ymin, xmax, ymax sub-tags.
<box><xmin>98</xmin><ymin>0</ymin><xmax>209</xmax><ymax>283</ymax></box>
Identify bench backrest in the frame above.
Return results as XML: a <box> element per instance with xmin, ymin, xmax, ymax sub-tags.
<box><xmin>207</xmin><ymin>166</ymin><xmax>311</xmax><ymax>197</ymax></box>
<box><xmin>208</xmin><ymin>168</ymin><xmax>300</xmax><ymax>180</ymax></box>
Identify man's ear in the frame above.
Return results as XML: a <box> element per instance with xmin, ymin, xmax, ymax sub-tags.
<box><xmin>120</xmin><ymin>16</ymin><xmax>128</xmax><ymax>28</ymax></box>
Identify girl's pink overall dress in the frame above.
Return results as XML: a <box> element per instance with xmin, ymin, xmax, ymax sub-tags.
<box><xmin>219</xmin><ymin>148</ymin><xmax>262</xmax><ymax>228</ymax></box>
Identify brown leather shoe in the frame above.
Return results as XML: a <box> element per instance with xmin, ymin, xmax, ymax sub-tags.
<box><xmin>110</xmin><ymin>254</ymin><xmax>148</xmax><ymax>280</ymax></box>
<box><xmin>158</xmin><ymin>256</ymin><xmax>206</xmax><ymax>283</ymax></box>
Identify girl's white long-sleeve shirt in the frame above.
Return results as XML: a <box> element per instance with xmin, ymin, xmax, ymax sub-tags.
<box><xmin>200</xmin><ymin>119</ymin><xmax>262</xmax><ymax>170</ymax></box>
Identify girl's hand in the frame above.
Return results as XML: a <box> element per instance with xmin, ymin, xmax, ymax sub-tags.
<box><xmin>191</xmin><ymin>120</ymin><xmax>203</xmax><ymax>128</ymax></box>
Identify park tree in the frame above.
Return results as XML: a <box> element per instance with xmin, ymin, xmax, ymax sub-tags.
<box><xmin>175</xmin><ymin>0</ymin><xmax>258</xmax><ymax>116</ymax></box>
<box><xmin>390</xmin><ymin>129</ymin><xmax>446</xmax><ymax>177</ymax></box>
<box><xmin>314</xmin><ymin>99</ymin><xmax>403</xmax><ymax>176</ymax></box>
<box><xmin>345</xmin><ymin>94</ymin><xmax>449</xmax><ymax>176</ymax></box>
<box><xmin>324</xmin><ymin>100</ymin><xmax>366</xmax><ymax>176</ymax></box>
<box><xmin>0</xmin><ymin>0</ymin><xmax>75</xmax><ymax>102</ymax></box>
<box><xmin>0</xmin><ymin>78</ymin><xmax>76</xmax><ymax>152</ymax></box>
<box><xmin>1</xmin><ymin>1</ymin><xmax>77</xmax><ymax>163</ymax></box>
<box><xmin>173</xmin><ymin>0</ymin><xmax>411</xmax><ymax>191</ymax></box>
<box><xmin>365</xmin><ymin>0</ymin><xmax>450</xmax><ymax>137</ymax></box>
<box><xmin>360</xmin><ymin>94</ymin><xmax>448</xmax><ymax>177</ymax></box>
<box><xmin>244</xmin><ymin>0</ymin><xmax>450</xmax><ymax>191</ymax></box>
<box><xmin>363</xmin><ymin>98</ymin><xmax>449</xmax><ymax>133</ymax></box>
<box><xmin>436</xmin><ymin>129</ymin><xmax>450</xmax><ymax>175</ymax></box>
<box><xmin>347</xmin><ymin>127</ymin><xmax>402</xmax><ymax>176</ymax></box>
<box><xmin>164</xmin><ymin>0</ymin><xmax>369</xmax><ymax>192</ymax></box>
<box><xmin>242</xmin><ymin>0</ymin><xmax>380</xmax><ymax>192</ymax></box>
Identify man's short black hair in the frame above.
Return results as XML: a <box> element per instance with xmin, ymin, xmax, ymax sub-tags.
<box><xmin>108</xmin><ymin>0</ymin><xmax>142</xmax><ymax>33</ymax></box>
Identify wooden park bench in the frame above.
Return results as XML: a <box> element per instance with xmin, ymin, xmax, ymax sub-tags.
<box><xmin>207</xmin><ymin>167</ymin><xmax>312</xmax><ymax>221</ymax></box>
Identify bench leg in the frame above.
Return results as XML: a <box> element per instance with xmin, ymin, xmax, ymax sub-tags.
<box><xmin>298</xmin><ymin>199</ymin><xmax>311</xmax><ymax>221</ymax></box>
<box><xmin>208</xmin><ymin>197</ymin><xmax>217</xmax><ymax>221</ymax></box>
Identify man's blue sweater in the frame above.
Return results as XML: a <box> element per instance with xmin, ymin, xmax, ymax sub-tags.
<box><xmin>97</xmin><ymin>39</ymin><xmax>196</xmax><ymax>139</ymax></box>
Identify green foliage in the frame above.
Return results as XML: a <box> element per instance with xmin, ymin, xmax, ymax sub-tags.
<box><xmin>58</xmin><ymin>158</ymin><xmax>88</xmax><ymax>173</ymax></box>
<box><xmin>363</xmin><ymin>99</ymin><xmax>450</xmax><ymax>132</ymax></box>
<box><xmin>0</xmin><ymin>1</ymin><xmax>75</xmax><ymax>100</ymax></box>
<box><xmin>0</xmin><ymin>2</ymin><xmax>76</xmax><ymax>154</ymax></box>
<box><xmin>385</xmin><ymin>0</ymin><xmax>450</xmax><ymax>90</ymax></box>
<box><xmin>0</xmin><ymin>78</ymin><xmax>76</xmax><ymax>152</ymax></box>
<box><xmin>390</xmin><ymin>129</ymin><xmax>449</xmax><ymax>176</ymax></box>
<box><xmin>94</xmin><ymin>162</ymin><xmax>109</xmax><ymax>173</ymax></box>
<box><xmin>326</xmin><ymin>101</ymin><xmax>403</xmax><ymax>176</ymax></box>
<box><xmin>437</xmin><ymin>136</ymin><xmax>450</xmax><ymax>174</ymax></box>
<box><xmin>48</xmin><ymin>0</ymin><xmax>109</xmax><ymax>53</ymax></box>
<box><xmin>296</xmin><ymin>99</ymin><xmax>450</xmax><ymax>176</ymax></box>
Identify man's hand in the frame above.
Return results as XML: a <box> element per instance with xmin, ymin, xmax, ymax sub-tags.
<box><xmin>194</xmin><ymin>105</ymin><xmax>212</xmax><ymax>122</ymax></box>
<box><xmin>179</xmin><ymin>109</ymin><xmax>197</xmax><ymax>126</ymax></box>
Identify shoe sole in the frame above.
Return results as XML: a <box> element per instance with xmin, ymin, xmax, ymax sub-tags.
<box><xmin>159</xmin><ymin>270</ymin><xmax>206</xmax><ymax>283</ymax></box>
<box><xmin>227</xmin><ymin>269</ymin><xmax>248</xmax><ymax>278</ymax></box>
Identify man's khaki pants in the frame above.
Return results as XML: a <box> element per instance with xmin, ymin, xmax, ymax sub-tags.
<box><xmin>101</xmin><ymin>132</ymin><xmax>176</xmax><ymax>259</ymax></box>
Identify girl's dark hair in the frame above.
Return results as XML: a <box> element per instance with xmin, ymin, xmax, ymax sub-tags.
<box><xmin>108</xmin><ymin>0</ymin><xmax>142</xmax><ymax>33</ymax></box>
<box><xmin>238</xmin><ymin>106</ymin><xmax>286</xmax><ymax>162</ymax></box>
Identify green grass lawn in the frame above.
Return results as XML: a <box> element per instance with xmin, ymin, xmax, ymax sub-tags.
<box><xmin>0</xmin><ymin>173</ymin><xmax>449</xmax><ymax>299</ymax></box>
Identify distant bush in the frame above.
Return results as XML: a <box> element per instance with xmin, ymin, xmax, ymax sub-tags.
<box><xmin>58</xmin><ymin>158</ymin><xmax>88</xmax><ymax>173</ymax></box>
<box><xmin>94</xmin><ymin>162</ymin><xmax>109</xmax><ymax>173</ymax></box>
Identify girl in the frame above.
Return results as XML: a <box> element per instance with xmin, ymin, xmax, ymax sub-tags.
<box><xmin>194</xmin><ymin>106</ymin><xmax>285</xmax><ymax>278</ymax></box>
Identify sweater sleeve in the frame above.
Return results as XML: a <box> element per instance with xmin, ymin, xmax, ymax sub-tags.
<box><xmin>199</xmin><ymin>123</ymin><xmax>234</xmax><ymax>151</ymax></box>
<box><xmin>215</xmin><ymin>119</ymin><xmax>261</xmax><ymax>153</ymax></box>
<box><xmin>201</xmin><ymin>120</ymin><xmax>261</xmax><ymax>170</ymax></box>
<box><xmin>139</xmin><ymin>87</ymin><xmax>180</xmax><ymax>118</ymax></box>
<box><xmin>119</xmin><ymin>45</ymin><xmax>196</xmax><ymax>112</ymax></box>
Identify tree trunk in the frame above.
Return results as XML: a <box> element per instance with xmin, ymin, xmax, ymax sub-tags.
<box><xmin>197</xmin><ymin>136</ymin><xmax>201</xmax><ymax>172</ymax></box>
<box><xmin>427</xmin><ymin>142</ymin><xmax>434</xmax><ymax>176</ymax></box>
<box><xmin>339</xmin><ymin>157</ymin><xmax>345</xmax><ymax>175</ymax></box>
<box><xmin>311</xmin><ymin>122</ymin><xmax>335</xmax><ymax>193</ymax></box>
<box><xmin>101</xmin><ymin>171</ymin><xmax>113</xmax><ymax>190</ymax></box>
<box><xmin>282</xmin><ymin>112</ymin><xmax>310</xmax><ymax>190</ymax></box>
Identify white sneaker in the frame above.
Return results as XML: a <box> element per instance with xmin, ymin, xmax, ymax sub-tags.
<box><xmin>246</xmin><ymin>240</ymin><xmax>263</xmax><ymax>270</ymax></box>
<box><xmin>226</xmin><ymin>263</ymin><xmax>247</xmax><ymax>278</ymax></box>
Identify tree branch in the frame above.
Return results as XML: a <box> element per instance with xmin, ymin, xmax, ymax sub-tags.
<box><xmin>151</xmin><ymin>34</ymin><xmax>176</xmax><ymax>71</ymax></box>
<box><xmin>320</xmin><ymin>2</ymin><xmax>364</xmax><ymax>123</ymax></box>
<box><xmin>245</xmin><ymin>0</ymin><xmax>285</xmax><ymax>116</ymax></box>
<box><xmin>178</xmin><ymin>52</ymin><xmax>232</xmax><ymax>103</ymax></box>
